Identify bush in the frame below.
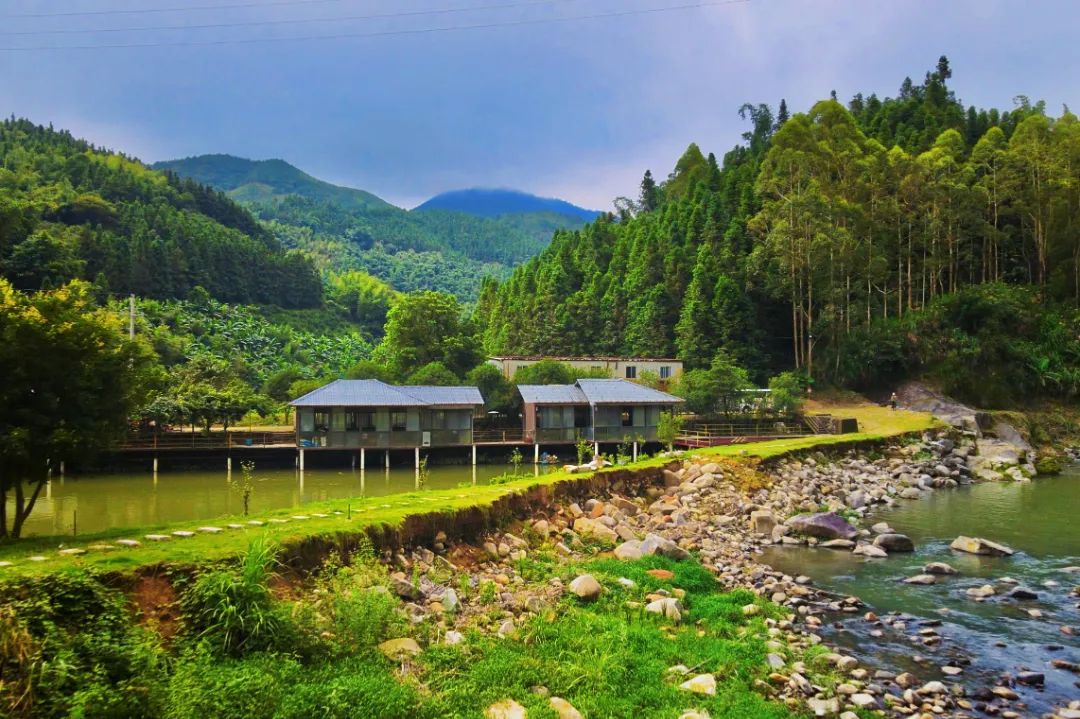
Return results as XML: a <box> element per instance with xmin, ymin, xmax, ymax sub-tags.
<box><xmin>275</xmin><ymin>658</ymin><xmax>420</xmax><ymax>719</ymax></box>
<box><xmin>767</xmin><ymin>371</ymin><xmax>806</xmax><ymax>413</ymax></box>
<box><xmin>177</xmin><ymin>537</ymin><xmax>283</xmax><ymax>657</ymax></box>
<box><xmin>0</xmin><ymin>573</ymin><xmax>166</xmax><ymax>718</ymax></box>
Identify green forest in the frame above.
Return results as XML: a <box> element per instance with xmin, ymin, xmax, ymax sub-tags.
<box><xmin>0</xmin><ymin>119</ymin><xmax>322</xmax><ymax>308</ymax></box>
<box><xmin>155</xmin><ymin>155</ymin><xmax>592</xmax><ymax>300</ymax></box>
<box><xmin>476</xmin><ymin>58</ymin><xmax>1080</xmax><ymax>406</ymax></box>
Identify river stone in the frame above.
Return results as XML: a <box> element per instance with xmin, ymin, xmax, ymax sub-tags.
<box><xmin>806</xmin><ymin>697</ymin><xmax>840</xmax><ymax>716</ymax></box>
<box><xmin>573</xmin><ymin>517</ymin><xmax>618</xmax><ymax>545</ymax></box>
<box><xmin>850</xmin><ymin>694</ymin><xmax>876</xmax><ymax>709</ymax></box>
<box><xmin>874</xmin><ymin>533</ymin><xmax>915</xmax><ymax>552</ymax></box>
<box><xmin>951</xmin><ymin>536</ymin><xmax>1014</xmax><ymax>556</ymax></box>
<box><xmin>645</xmin><ymin>597</ymin><xmax>683</xmax><ymax>622</ymax></box>
<box><xmin>144</xmin><ymin>534</ymin><xmax>170</xmax><ymax>541</ymax></box>
<box><xmin>548</xmin><ymin>697</ymin><xmax>582</xmax><ymax>719</ymax></box>
<box><xmin>852</xmin><ymin>543</ymin><xmax>888</xmax><ymax>558</ymax></box>
<box><xmin>899</xmin><ymin>487</ymin><xmax>923</xmax><ymax>499</ymax></box>
<box><xmin>569</xmin><ymin>574</ymin><xmax>602</xmax><ymax>601</ymax></box>
<box><xmin>679</xmin><ymin>673</ymin><xmax>717</xmax><ymax>695</ymax></box>
<box><xmin>485</xmin><ymin>699</ymin><xmax>527</xmax><ymax>719</ymax></box>
<box><xmin>903</xmin><ymin>574</ymin><xmax>937</xmax><ymax>585</ymax></box>
<box><xmin>442</xmin><ymin>588</ymin><xmax>460</xmax><ymax>612</ymax></box>
<box><xmin>750</xmin><ymin>510</ymin><xmax>777</xmax><ymax>535</ymax></box>
<box><xmin>786</xmin><ymin>511</ymin><xmax>858</xmax><ymax>540</ymax></box>
<box><xmin>640</xmin><ymin>532</ymin><xmax>690</xmax><ymax>560</ymax></box>
<box><xmin>378</xmin><ymin>637</ymin><xmax>421</xmax><ymax>660</ymax></box>
<box><xmin>391</xmin><ymin>576</ymin><xmax>421</xmax><ymax>600</ymax></box>
<box><xmin>966</xmin><ymin>584</ymin><xmax>996</xmax><ymax>598</ymax></box>
<box><xmin>870</xmin><ymin>522</ymin><xmax>893</xmax><ymax>534</ymax></box>
<box><xmin>614</xmin><ymin>540</ymin><xmax>643</xmax><ymax>560</ymax></box>
<box><xmin>820</xmin><ymin>539</ymin><xmax>856</xmax><ymax>549</ymax></box>
<box><xmin>1006</xmin><ymin>586</ymin><xmax>1039</xmax><ymax>600</ymax></box>
<box><xmin>923</xmin><ymin>562</ymin><xmax>958</xmax><ymax>575</ymax></box>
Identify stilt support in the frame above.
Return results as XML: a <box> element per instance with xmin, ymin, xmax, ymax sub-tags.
<box><xmin>153</xmin><ymin>456</ymin><xmax>159</xmax><ymax>473</ymax></box>
<box><xmin>360</xmin><ymin>448</ymin><xmax>366</xmax><ymax>471</ymax></box>
<box><xmin>534</xmin><ymin>443</ymin><xmax>540</xmax><ymax>464</ymax></box>
<box><xmin>414</xmin><ymin>447</ymin><xmax>420</xmax><ymax>469</ymax></box>
<box><xmin>385</xmin><ymin>451</ymin><xmax>390</xmax><ymax>469</ymax></box>
<box><xmin>633</xmin><ymin>442</ymin><xmax>638</xmax><ymax>462</ymax></box>
<box><xmin>471</xmin><ymin>444</ymin><xmax>477</xmax><ymax>466</ymax></box>
<box><xmin>299</xmin><ymin>448</ymin><xmax>305</xmax><ymax>471</ymax></box>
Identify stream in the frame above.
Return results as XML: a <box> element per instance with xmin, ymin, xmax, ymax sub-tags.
<box><xmin>761</xmin><ymin>467</ymin><xmax>1080</xmax><ymax>715</ymax></box>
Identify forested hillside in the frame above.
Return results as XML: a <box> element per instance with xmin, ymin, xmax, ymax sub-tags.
<box><xmin>477</xmin><ymin>59</ymin><xmax>1080</xmax><ymax>405</ymax></box>
<box><xmin>416</xmin><ymin>188</ymin><xmax>600</xmax><ymax>221</ymax></box>
<box><xmin>157</xmin><ymin>155</ymin><xmax>593</xmax><ymax>300</ymax></box>
<box><xmin>0</xmin><ymin>120</ymin><xmax>321</xmax><ymax>308</ymax></box>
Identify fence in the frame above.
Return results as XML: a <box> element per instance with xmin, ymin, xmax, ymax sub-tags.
<box><xmin>118</xmin><ymin>430</ymin><xmax>296</xmax><ymax>451</ymax></box>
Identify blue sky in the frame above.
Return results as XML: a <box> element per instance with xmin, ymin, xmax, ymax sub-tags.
<box><xmin>2</xmin><ymin>0</ymin><xmax>1078</xmax><ymax>209</ymax></box>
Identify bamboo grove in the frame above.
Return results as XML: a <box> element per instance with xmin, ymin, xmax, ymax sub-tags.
<box><xmin>475</xmin><ymin>59</ymin><xmax>1080</xmax><ymax>399</ymax></box>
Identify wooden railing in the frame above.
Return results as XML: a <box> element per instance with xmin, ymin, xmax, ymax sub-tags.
<box><xmin>118</xmin><ymin>431</ymin><xmax>295</xmax><ymax>451</ymax></box>
<box><xmin>473</xmin><ymin>428</ymin><xmax>525</xmax><ymax>444</ymax></box>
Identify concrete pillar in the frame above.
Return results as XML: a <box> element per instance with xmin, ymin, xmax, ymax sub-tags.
<box><xmin>471</xmin><ymin>444</ymin><xmax>477</xmax><ymax>466</ymax></box>
<box><xmin>360</xmin><ymin>468</ymin><xmax>366</xmax><ymax>495</ymax></box>
<box><xmin>633</xmin><ymin>442</ymin><xmax>638</xmax><ymax>462</ymax></box>
<box><xmin>299</xmin><ymin>448</ymin><xmax>305</xmax><ymax>471</ymax></box>
<box><xmin>594</xmin><ymin>442</ymin><xmax>600</xmax><ymax>459</ymax></box>
<box><xmin>360</xmin><ymin>447</ymin><xmax>366</xmax><ymax>471</ymax></box>
<box><xmin>351</xmin><ymin>454</ymin><xmax>356</xmax><ymax>470</ymax></box>
<box><xmin>59</xmin><ymin>461</ymin><xmax>65</xmax><ymax>477</ymax></box>
<box><xmin>414</xmin><ymin>447</ymin><xmax>420</xmax><ymax>469</ymax></box>
<box><xmin>153</xmin><ymin>456</ymin><xmax>159</xmax><ymax>473</ymax></box>
<box><xmin>385</xmin><ymin>450</ymin><xmax>390</xmax><ymax>469</ymax></box>
<box><xmin>227</xmin><ymin>456</ymin><xmax>232</xmax><ymax>472</ymax></box>
<box><xmin>534</xmin><ymin>443</ymin><xmax>540</xmax><ymax>464</ymax></box>
<box><xmin>472</xmin><ymin>464</ymin><xmax>477</xmax><ymax>485</ymax></box>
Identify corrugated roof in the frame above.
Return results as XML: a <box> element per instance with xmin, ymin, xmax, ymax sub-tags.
<box><xmin>491</xmin><ymin>355</ymin><xmax>681</xmax><ymax>363</ymax></box>
<box><xmin>399</xmin><ymin>386</ymin><xmax>484</xmax><ymax>406</ymax></box>
<box><xmin>517</xmin><ymin>384</ymin><xmax>588</xmax><ymax>405</ymax></box>
<box><xmin>290</xmin><ymin>380</ymin><xmax>482</xmax><ymax>407</ymax></box>
<box><xmin>576</xmin><ymin>379</ymin><xmax>684</xmax><ymax>405</ymax></box>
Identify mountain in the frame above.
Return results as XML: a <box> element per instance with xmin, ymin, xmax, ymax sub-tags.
<box><xmin>153</xmin><ymin>154</ymin><xmax>391</xmax><ymax>212</ymax></box>
<box><xmin>155</xmin><ymin>155</ymin><xmax>591</xmax><ymax>300</ymax></box>
<box><xmin>416</xmin><ymin>188</ymin><xmax>601</xmax><ymax>222</ymax></box>
<box><xmin>0</xmin><ymin>119</ymin><xmax>321</xmax><ymax>308</ymax></box>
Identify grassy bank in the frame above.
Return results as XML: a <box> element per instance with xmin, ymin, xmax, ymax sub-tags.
<box><xmin>0</xmin><ymin>404</ymin><xmax>937</xmax><ymax>577</ymax></box>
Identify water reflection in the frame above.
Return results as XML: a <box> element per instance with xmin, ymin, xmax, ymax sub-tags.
<box><xmin>13</xmin><ymin>463</ymin><xmax>551</xmax><ymax>537</ymax></box>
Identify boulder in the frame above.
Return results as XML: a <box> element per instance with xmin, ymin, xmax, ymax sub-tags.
<box><xmin>640</xmin><ymin>532</ymin><xmax>691</xmax><ymax>560</ymax></box>
<box><xmin>378</xmin><ymin>637</ymin><xmax>422</xmax><ymax>660</ymax></box>
<box><xmin>903</xmin><ymin>574</ymin><xmax>937</xmax><ymax>585</ymax></box>
<box><xmin>873</xmin><ymin>533</ymin><xmax>915</xmax><ymax>552</ymax></box>
<box><xmin>645</xmin><ymin>597</ymin><xmax>683</xmax><ymax>622</ymax></box>
<box><xmin>819</xmin><ymin>539</ymin><xmax>856</xmax><ymax>550</ymax></box>
<box><xmin>678</xmin><ymin>674</ymin><xmax>717</xmax><ymax>695</ymax></box>
<box><xmin>613</xmin><ymin>540</ymin><xmax>643</xmax><ymax>560</ymax></box>
<box><xmin>966</xmin><ymin>584</ymin><xmax>996</xmax><ymax>598</ymax></box>
<box><xmin>922</xmin><ymin>562</ymin><xmax>958</xmax><ymax>575</ymax></box>
<box><xmin>950</xmin><ymin>536</ymin><xmax>1014</xmax><ymax>556</ymax></box>
<box><xmin>786</xmin><ymin>512</ymin><xmax>858</xmax><ymax>540</ymax></box>
<box><xmin>852</xmin><ymin>544</ymin><xmax>888</xmax><ymax>558</ymax></box>
<box><xmin>569</xmin><ymin>574</ymin><xmax>602</xmax><ymax>601</ymax></box>
<box><xmin>549</xmin><ymin>697</ymin><xmax>583</xmax><ymax>719</ymax></box>
<box><xmin>573</xmin><ymin>517</ymin><xmax>618</xmax><ymax>545</ymax></box>
<box><xmin>749</xmin><ymin>510</ymin><xmax>777</xmax><ymax>536</ymax></box>
<box><xmin>1006</xmin><ymin>586</ymin><xmax>1039</xmax><ymax>600</ymax></box>
<box><xmin>486</xmin><ymin>700</ymin><xmax>528</xmax><ymax>719</ymax></box>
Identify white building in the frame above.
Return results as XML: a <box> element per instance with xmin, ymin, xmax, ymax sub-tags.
<box><xmin>488</xmin><ymin>356</ymin><xmax>683</xmax><ymax>383</ymax></box>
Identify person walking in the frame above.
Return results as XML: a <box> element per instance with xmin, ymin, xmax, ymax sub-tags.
<box><xmin>889</xmin><ymin>391</ymin><xmax>898</xmax><ymax>410</ymax></box>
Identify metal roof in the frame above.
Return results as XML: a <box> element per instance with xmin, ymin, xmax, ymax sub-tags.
<box><xmin>517</xmin><ymin>384</ymin><xmax>589</xmax><ymax>405</ymax></box>
<box><xmin>290</xmin><ymin>380</ymin><xmax>482</xmax><ymax>408</ymax></box>
<box><xmin>399</xmin><ymin>385</ymin><xmax>484</xmax><ymax>406</ymax></box>
<box><xmin>576</xmin><ymin>379</ymin><xmax>684</xmax><ymax>405</ymax></box>
<box><xmin>517</xmin><ymin>379</ymin><xmax>683</xmax><ymax>406</ymax></box>
<box><xmin>491</xmin><ymin>355</ymin><xmax>681</xmax><ymax>363</ymax></box>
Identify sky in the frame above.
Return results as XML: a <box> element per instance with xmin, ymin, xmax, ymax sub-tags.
<box><xmin>2</xmin><ymin>0</ymin><xmax>1079</xmax><ymax>210</ymax></box>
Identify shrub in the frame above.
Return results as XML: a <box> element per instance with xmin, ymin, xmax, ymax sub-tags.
<box><xmin>177</xmin><ymin>537</ymin><xmax>283</xmax><ymax>656</ymax></box>
<box><xmin>163</xmin><ymin>650</ymin><xmax>298</xmax><ymax>719</ymax></box>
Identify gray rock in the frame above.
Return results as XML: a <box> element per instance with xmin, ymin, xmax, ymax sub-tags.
<box><xmin>749</xmin><ymin>510</ymin><xmax>777</xmax><ymax>536</ymax></box>
<box><xmin>950</xmin><ymin>536</ymin><xmax>1014</xmax><ymax>556</ymax></box>
<box><xmin>922</xmin><ymin>562</ymin><xmax>958</xmax><ymax>575</ymax></box>
<box><xmin>1006</xmin><ymin>586</ymin><xmax>1039</xmax><ymax>600</ymax></box>
<box><xmin>819</xmin><ymin>539</ymin><xmax>856</xmax><ymax>549</ymax></box>
<box><xmin>852</xmin><ymin>543</ymin><xmax>888</xmax><ymax>558</ymax></box>
<box><xmin>903</xmin><ymin>574</ymin><xmax>937</xmax><ymax>585</ymax></box>
<box><xmin>873</xmin><ymin>533</ymin><xmax>915</xmax><ymax>552</ymax></box>
<box><xmin>568</xmin><ymin>574</ymin><xmax>602</xmax><ymax>601</ymax></box>
<box><xmin>786</xmin><ymin>511</ymin><xmax>858</xmax><ymax>540</ymax></box>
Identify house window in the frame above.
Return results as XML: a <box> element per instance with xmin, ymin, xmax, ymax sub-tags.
<box><xmin>621</xmin><ymin>407</ymin><xmax>634</xmax><ymax>427</ymax></box>
<box><xmin>345</xmin><ymin>412</ymin><xmax>359</xmax><ymax>431</ymax></box>
<box><xmin>625</xmin><ymin>366</ymin><xmax>637</xmax><ymax>379</ymax></box>
<box><xmin>358</xmin><ymin>412</ymin><xmax>376</xmax><ymax>431</ymax></box>
<box><xmin>660</xmin><ymin>366</ymin><xmax>671</xmax><ymax>379</ymax></box>
<box><xmin>313</xmin><ymin>411</ymin><xmax>329</xmax><ymax>432</ymax></box>
<box><xmin>574</xmin><ymin>406</ymin><xmax>590</xmax><ymax>429</ymax></box>
<box><xmin>391</xmin><ymin>411</ymin><xmax>407</xmax><ymax>432</ymax></box>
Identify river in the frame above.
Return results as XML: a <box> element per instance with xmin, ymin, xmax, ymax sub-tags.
<box><xmin>14</xmin><ymin>463</ymin><xmax>555</xmax><ymax>538</ymax></box>
<box><xmin>761</xmin><ymin>467</ymin><xmax>1080</xmax><ymax>715</ymax></box>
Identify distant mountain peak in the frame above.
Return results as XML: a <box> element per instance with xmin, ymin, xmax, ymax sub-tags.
<box><xmin>415</xmin><ymin>188</ymin><xmax>601</xmax><ymax>221</ymax></box>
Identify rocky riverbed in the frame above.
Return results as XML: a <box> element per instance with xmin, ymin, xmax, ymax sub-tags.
<box><xmin>373</xmin><ymin>432</ymin><xmax>1077</xmax><ymax>719</ymax></box>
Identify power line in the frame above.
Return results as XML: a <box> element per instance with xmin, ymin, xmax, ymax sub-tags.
<box><xmin>0</xmin><ymin>0</ymin><xmax>585</xmax><ymax>36</ymax></box>
<box><xmin>0</xmin><ymin>0</ymin><xmax>749</xmax><ymax>51</ymax></box>
<box><xmin>1</xmin><ymin>0</ymin><xmax>351</xmax><ymax>20</ymax></box>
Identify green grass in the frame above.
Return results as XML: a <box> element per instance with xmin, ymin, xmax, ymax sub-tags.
<box><xmin>0</xmin><ymin>404</ymin><xmax>939</xmax><ymax>578</ymax></box>
<box><xmin>416</xmin><ymin>556</ymin><xmax>799</xmax><ymax>718</ymax></box>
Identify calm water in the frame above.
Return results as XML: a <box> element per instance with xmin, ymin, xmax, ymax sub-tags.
<box><xmin>15</xmin><ymin>463</ymin><xmax>555</xmax><ymax>537</ymax></box>
<box><xmin>761</xmin><ymin>467</ymin><xmax>1080</xmax><ymax>714</ymax></box>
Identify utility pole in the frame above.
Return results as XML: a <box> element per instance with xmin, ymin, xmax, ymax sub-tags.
<box><xmin>128</xmin><ymin>294</ymin><xmax>135</xmax><ymax>340</ymax></box>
